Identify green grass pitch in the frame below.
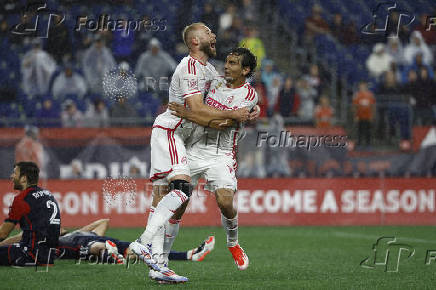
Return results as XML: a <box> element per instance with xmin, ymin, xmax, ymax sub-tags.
<box><xmin>1</xmin><ymin>226</ymin><xmax>436</xmax><ymax>289</ymax></box>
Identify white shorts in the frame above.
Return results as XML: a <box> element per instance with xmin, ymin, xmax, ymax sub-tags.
<box><xmin>188</xmin><ymin>152</ymin><xmax>237</xmax><ymax>192</ymax></box>
<box><xmin>149</xmin><ymin>126</ymin><xmax>190</xmax><ymax>185</ymax></box>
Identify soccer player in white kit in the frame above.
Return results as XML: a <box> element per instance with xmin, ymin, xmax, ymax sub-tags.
<box><xmin>129</xmin><ymin>23</ymin><xmax>250</xmax><ymax>283</ymax></box>
<box><xmin>169</xmin><ymin>48</ymin><xmax>258</xmax><ymax>271</ymax></box>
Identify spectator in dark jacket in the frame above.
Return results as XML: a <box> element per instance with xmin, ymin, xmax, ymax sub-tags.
<box><xmin>276</xmin><ymin>76</ymin><xmax>299</xmax><ymax>118</ymax></box>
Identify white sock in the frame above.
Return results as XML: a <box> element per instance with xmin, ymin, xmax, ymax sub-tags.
<box><xmin>151</xmin><ymin>225</ymin><xmax>164</xmax><ymax>265</ymax></box>
<box><xmin>139</xmin><ymin>190</ymin><xmax>187</xmax><ymax>245</ymax></box>
<box><xmin>222</xmin><ymin>213</ymin><xmax>238</xmax><ymax>247</ymax></box>
<box><xmin>147</xmin><ymin>206</ymin><xmax>164</xmax><ymax>263</ymax></box>
<box><xmin>162</xmin><ymin>219</ymin><xmax>181</xmax><ymax>265</ymax></box>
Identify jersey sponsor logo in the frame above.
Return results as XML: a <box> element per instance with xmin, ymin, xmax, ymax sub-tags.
<box><xmin>205</xmin><ymin>97</ymin><xmax>231</xmax><ymax>110</ymax></box>
<box><xmin>226</xmin><ymin>96</ymin><xmax>234</xmax><ymax>104</ymax></box>
<box><xmin>188</xmin><ymin>79</ymin><xmax>198</xmax><ymax>90</ymax></box>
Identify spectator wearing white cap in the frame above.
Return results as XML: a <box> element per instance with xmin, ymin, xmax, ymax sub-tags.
<box><xmin>21</xmin><ymin>38</ymin><xmax>57</xmax><ymax>96</ymax></box>
<box><xmin>52</xmin><ymin>64</ymin><xmax>87</xmax><ymax>99</ymax></box>
<box><xmin>135</xmin><ymin>38</ymin><xmax>176</xmax><ymax>98</ymax></box>
<box><xmin>82</xmin><ymin>36</ymin><xmax>116</xmax><ymax>94</ymax></box>
<box><xmin>366</xmin><ymin>43</ymin><xmax>393</xmax><ymax>79</ymax></box>
<box><xmin>404</xmin><ymin>31</ymin><xmax>433</xmax><ymax>66</ymax></box>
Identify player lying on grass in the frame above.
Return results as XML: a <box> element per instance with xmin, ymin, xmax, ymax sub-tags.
<box><xmin>168</xmin><ymin>47</ymin><xmax>258</xmax><ymax>271</ymax></box>
<box><xmin>0</xmin><ymin>218</ymin><xmax>215</xmax><ymax>264</ymax></box>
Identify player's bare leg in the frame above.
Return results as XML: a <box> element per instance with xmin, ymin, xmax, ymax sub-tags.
<box><xmin>78</xmin><ymin>219</ymin><xmax>110</xmax><ymax>236</ymax></box>
<box><xmin>215</xmin><ymin>188</ymin><xmax>249</xmax><ymax>270</ymax></box>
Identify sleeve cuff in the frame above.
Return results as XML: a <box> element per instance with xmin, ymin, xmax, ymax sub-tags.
<box><xmin>4</xmin><ymin>219</ymin><xmax>18</xmax><ymax>224</ymax></box>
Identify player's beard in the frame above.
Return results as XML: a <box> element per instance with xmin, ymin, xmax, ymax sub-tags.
<box><xmin>200</xmin><ymin>41</ymin><xmax>216</xmax><ymax>58</ymax></box>
<box><xmin>13</xmin><ymin>178</ymin><xmax>22</xmax><ymax>190</ymax></box>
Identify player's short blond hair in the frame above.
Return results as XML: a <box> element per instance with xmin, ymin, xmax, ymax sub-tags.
<box><xmin>182</xmin><ymin>22</ymin><xmax>206</xmax><ymax>48</ymax></box>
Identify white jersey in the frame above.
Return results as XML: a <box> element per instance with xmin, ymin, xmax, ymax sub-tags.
<box><xmin>187</xmin><ymin>77</ymin><xmax>258</xmax><ymax>157</ymax></box>
<box><xmin>153</xmin><ymin>55</ymin><xmax>219</xmax><ymax>138</ymax></box>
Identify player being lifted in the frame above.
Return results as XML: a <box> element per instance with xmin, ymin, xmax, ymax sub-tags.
<box><xmin>129</xmin><ymin>23</ymin><xmax>251</xmax><ymax>283</ymax></box>
<box><xmin>169</xmin><ymin>47</ymin><xmax>258</xmax><ymax>271</ymax></box>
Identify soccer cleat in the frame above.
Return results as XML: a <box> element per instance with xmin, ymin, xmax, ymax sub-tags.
<box><xmin>129</xmin><ymin>240</ymin><xmax>161</xmax><ymax>271</ymax></box>
<box><xmin>228</xmin><ymin>244</ymin><xmax>249</xmax><ymax>270</ymax></box>
<box><xmin>105</xmin><ymin>240</ymin><xmax>125</xmax><ymax>264</ymax></box>
<box><xmin>149</xmin><ymin>267</ymin><xmax>188</xmax><ymax>284</ymax></box>
<box><xmin>192</xmin><ymin>236</ymin><xmax>215</xmax><ymax>262</ymax></box>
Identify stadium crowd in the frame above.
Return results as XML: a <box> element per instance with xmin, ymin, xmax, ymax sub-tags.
<box><xmin>0</xmin><ymin>1</ymin><xmax>434</xmax><ymax>132</ymax></box>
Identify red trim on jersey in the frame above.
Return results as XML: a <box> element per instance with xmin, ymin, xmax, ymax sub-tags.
<box><xmin>167</xmin><ymin>131</ymin><xmax>174</xmax><ymax>165</ymax></box>
<box><xmin>232</xmin><ymin>126</ymin><xmax>240</xmax><ymax>172</ymax></box>
<box><xmin>8</xmin><ymin>188</ymin><xmax>32</xmax><ymax>222</ymax></box>
<box><xmin>187</xmin><ymin>59</ymin><xmax>191</xmax><ymax>74</ymax></box>
<box><xmin>182</xmin><ymin>91</ymin><xmax>201</xmax><ymax>98</ymax></box>
<box><xmin>249</xmin><ymin>88</ymin><xmax>255</xmax><ymax>101</ymax></box>
<box><xmin>7</xmin><ymin>245</ymin><xmax>12</xmax><ymax>264</ymax></box>
<box><xmin>31</xmin><ymin>232</ymin><xmax>35</xmax><ymax>251</ymax></box>
<box><xmin>150</xmin><ymin>169</ymin><xmax>173</xmax><ymax>182</ymax></box>
<box><xmin>152</xmin><ymin>118</ymin><xmax>183</xmax><ymax>131</ymax></box>
<box><xmin>169</xmin><ymin>219</ymin><xmax>181</xmax><ymax>224</ymax></box>
<box><xmin>189</xmin><ymin>55</ymin><xmax>206</xmax><ymax>66</ymax></box>
<box><xmin>171</xmin><ymin>131</ymin><xmax>179</xmax><ymax>164</ymax></box>
<box><xmin>191</xmin><ymin>59</ymin><xmax>197</xmax><ymax>75</ymax></box>
<box><xmin>244</xmin><ymin>88</ymin><xmax>251</xmax><ymax>100</ymax></box>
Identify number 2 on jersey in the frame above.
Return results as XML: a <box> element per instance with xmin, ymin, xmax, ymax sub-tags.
<box><xmin>46</xmin><ymin>200</ymin><xmax>60</xmax><ymax>225</ymax></box>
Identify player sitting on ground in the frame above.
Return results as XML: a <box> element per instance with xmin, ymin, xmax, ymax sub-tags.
<box><xmin>0</xmin><ymin>162</ymin><xmax>61</xmax><ymax>266</ymax></box>
<box><xmin>168</xmin><ymin>47</ymin><xmax>258</xmax><ymax>270</ymax></box>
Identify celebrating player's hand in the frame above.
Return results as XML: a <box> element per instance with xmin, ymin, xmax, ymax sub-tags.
<box><xmin>231</xmin><ymin>107</ymin><xmax>250</xmax><ymax>122</ymax></box>
<box><xmin>169</xmin><ymin>102</ymin><xmax>189</xmax><ymax>118</ymax></box>
<box><xmin>249</xmin><ymin>105</ymin><xmax>261</xmax><ymax>121</ymax></box>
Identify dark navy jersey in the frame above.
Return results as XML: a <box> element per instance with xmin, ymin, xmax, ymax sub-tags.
<box><xmin>5</xmin><ymin>186</ymin><xmax>61</xmax><ymax>250</ymax></box>
<box><xmin>57</xmin><ymin>230</ymin><xmax>130</xmax><ymax>259</ymax></box>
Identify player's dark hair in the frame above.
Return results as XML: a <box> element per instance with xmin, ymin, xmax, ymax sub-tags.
<box><xmin>229</xmin><ymin>47</ymin><xmax>257</xmax><ymax>78</ymax></box>
<box><xmin>15</xmin><ymin>161</ymin><xmax>39</xmax><ymax>186</ymax></box>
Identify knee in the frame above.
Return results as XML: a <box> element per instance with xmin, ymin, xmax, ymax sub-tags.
<box><xmin>169</xmin><ymin>180</ymin><xmax>193</xmax><ymax>198</ymax></box>
<box><xmin>216</xmin><ymin>193</ymin><xmax>234</xmax><ymax>211</ymax></box>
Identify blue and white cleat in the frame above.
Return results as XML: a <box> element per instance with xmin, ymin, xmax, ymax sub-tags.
<box><xmin>129</xmin><ymin>240</ymin><xmax>161</xmax><ymax>271</ymax></box>
<box><xmin>149</xmin><ymin>267</ymin><xmax>189</xmax><ymax>284</ymax></box>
